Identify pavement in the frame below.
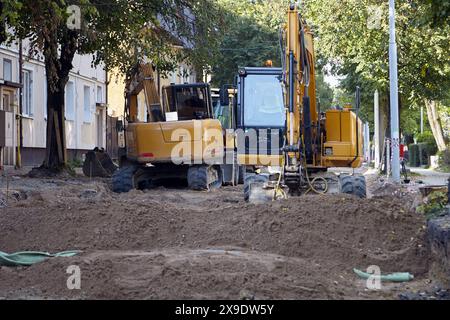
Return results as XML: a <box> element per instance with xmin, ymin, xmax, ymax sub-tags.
<box><xmin>409</xmin><ymin>167</ymin><xmax>450</xmax><ymax>186</ymax></box>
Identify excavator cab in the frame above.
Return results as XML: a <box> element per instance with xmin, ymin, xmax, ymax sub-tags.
<box><xmin>162</xmin><ymin>84</ymin><xmax>213</xmax><ymax>121</ymax></box>
<box><xmin>235</xmin><ymin>67</ymin><xmax>285</xmax><ymax>168</ymax></box>
<box><xmin>233</xmin><ymin>67</ymin><xmax>286</xmax><ymax>201</ymax></box>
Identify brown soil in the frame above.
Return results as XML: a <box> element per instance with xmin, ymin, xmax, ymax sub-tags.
<box><xmin>0</xmin><ymin>174</ymin><xmax>432</xmax><ymax>299</ymax></box>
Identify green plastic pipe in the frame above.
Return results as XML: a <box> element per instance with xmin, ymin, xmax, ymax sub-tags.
<box><xmin>0</xmin><ymin>251</ymin><xmax>82</xmax><ymax>267</ymax></box>
<box><xmin>353</xmin><ymin>268</ymin><xmax>414</xmax><ymax>282</ymax></box>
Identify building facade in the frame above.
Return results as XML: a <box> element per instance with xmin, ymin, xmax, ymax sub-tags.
<box><xmin>0</xmin><ymin>41</ymin><xmax>107</xmax><ymax>167</ymax></box>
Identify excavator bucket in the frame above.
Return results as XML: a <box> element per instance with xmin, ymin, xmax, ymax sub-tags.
<box><xmin>244</xmin><ymin>174</ymin><xmax>278</xmax><ymax>204</ymax></box>
<box><xmin>248</xmin><ymin>183</ymin><xmax>276</xmax><ymax>204</ymax></box>
<box><xmin>83</xmin><ymin>148</ymin><xmax>118</xmax><ymax>178</ymax></box>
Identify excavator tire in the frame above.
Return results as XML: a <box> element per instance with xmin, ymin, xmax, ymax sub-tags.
<box><xmin>339</xmin><ymin>175</ymin><xmax>367</xmax><ymax>198</ymax></box>
<box><xmin>112</xmin><ymin>165</ymin><xmax>138</xmax><ymax>193</ymax></box>
<box><xmin>238</xmin><ymin>166</ymin><xmax>245</xmax><ymax>184</ymax></box>
<box><xmin>187</xmin><ymin>165</ymin><xmax>222</xmax><ymax>191</ymax></box>
<box><xmin>244</xmin><ymin>173</ymin><xmax>271</xmax><ymax>202</ymax></box>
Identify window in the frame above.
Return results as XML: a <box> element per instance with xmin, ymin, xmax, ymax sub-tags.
<box><xmin>83</xmin><ymin>85</ymin><xmax>91</xmax><ymax>122</ymax></box>
<box><xmin>22</xmin><ymin>69</ymin><xmax>33</xmax><ymax>116</ymax></box>
<box><xmin>96</xmin><ymin>85</ymin><xmax>103</xmax><ymax>104</ymax></box>
<box><xmin>163</xmin><ymin>86</ymin><xmax>210</xmax><ymax>121</ymax></box>
<box><xmin>3</xmin><ymin>59</ymin><xmax>12</xmax><ymax>81</ymax></box>
<box><xmin>2</xmin><ymin>93</ymin><xmax>10</xmax><ymax>112</ymax></box>
<box><xmin>243</xmin><ymin>74</ymin><xmax>285</xmax><ymax>127</ymax></box>
<box><xmin>65</xmin><ymin>81</ymin><xmax>75</xmax><ymax>120</ymax></box>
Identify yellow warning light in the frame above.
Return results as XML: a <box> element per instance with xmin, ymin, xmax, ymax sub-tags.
<box><xmin>264</xmin><ymin>60</ymin><xmax>273</xmax><ymax>67</ymax></box>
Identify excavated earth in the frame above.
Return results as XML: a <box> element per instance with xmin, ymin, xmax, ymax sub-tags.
<box><xmin>0</xmin><ymin>172</ymin><xmax>437</xmax><ymax>300</ymax></box>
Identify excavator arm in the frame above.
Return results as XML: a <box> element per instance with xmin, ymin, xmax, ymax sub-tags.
<box><xmin>125</xmin><ymin>63</ymin><xmax>162</xmax><ymax>123</ymax></box>
<box><xmin>282</xmin><ymin>3</ymin><xmax>364</xmax><ymax>194</ymax></box>
<box><xmin>283</xmin><ymin>3</ymin><xmax>320</xmax><ymax>189</ymax></box>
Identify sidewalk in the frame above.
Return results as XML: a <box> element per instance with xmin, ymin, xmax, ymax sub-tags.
<box><xmin>409</xmin><ymin>167</ymin><xmax>450</xmax><ymax>186</ymax></box>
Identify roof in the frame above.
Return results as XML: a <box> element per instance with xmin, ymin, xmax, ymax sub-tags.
<box><xmin>238</xmin><ymin>67</ymin><xmax>283</xmax><ymax>76</ymax></box>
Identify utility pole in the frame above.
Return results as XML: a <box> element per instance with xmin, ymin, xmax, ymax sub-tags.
<box><xmin>17</xmin><ymin>40</ymin><xmax>23</xmax><ymax>169</ymax></box>
<box><xmin>420</xmin><ymin>106</ymin><xmax>424</xmax><ymax>134</ymax></box>
<box><xmin>364</xmin><ymin>122</ymin><xmax>371</xmax><ymax>163</ymax></box>
<box><xmin>386</xmin><ymin>138</ymin><xmax>391</xmax><ymax>177</ymax></box>
<box><xmin>389</xmin><ymin>0</ymin><xmax>400</xmax><ymax>182</ymax></box>
<box><xmin>374</xmin><ymin>90</ymin><xmax>380</xmax><ymax>169</ymax></box>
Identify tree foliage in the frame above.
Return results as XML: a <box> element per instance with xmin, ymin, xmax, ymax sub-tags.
<box><xmin>304</xmin><ymin>0</ymin><xmax>450</xmax><ymax>144</ymax></box>
<box><xmin>211</xmin><ymin>0</ymin><xmax>288</xmax><ymax>85</ymax></box>
<box><xmin>211</xmin><ymin>0</ymin><xmax>334</xmax><ymax>106</ymax></box>
<box><xmin>1</xmin><ymin>0</ymin><xmax>221</xmax><ymax>171</ymax></box>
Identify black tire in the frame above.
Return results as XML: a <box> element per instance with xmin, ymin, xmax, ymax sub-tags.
<box><xmin>238</xmin><ymin>165</ymin><xmax>245</xmax><ymax>184</ymax></box>
<box><xmin>112</xmin><ymin>165</ymin><xmax>137</xmax><ymax>193</ymax></box>
<box><xmin>353</xmin><ymin>175</ymin><xmax>367</xmax><ymax>198</ymax></box>
<box><xmin>187</xmin><ymin>165</ymin><xmax>222</xmax><ymax>191</ymax></box>
<box><xmin>339</xmin><ymin>175</ymin><xmax>366</xmax><ymax>198</ymax></box>
<box><xmin>211</xmin><ymin>166</ymin><xmax>223</xmax><ymax>189</ymax></box>
<box><xmin>244</xmin><ymin>173</ymin><xmax>269</xmax><ymax>201</ymax></box>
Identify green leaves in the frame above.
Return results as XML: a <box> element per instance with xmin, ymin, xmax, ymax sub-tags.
<box><xmin>306</xmin><ymin>0</ymin><xmax>450</xmax><ymax>101</ymax></box>
<box><xmin>210</xmin><ymin>0</ymin><xmax>289</xmax><ymax>85</ymax></box>
<box><xmin>303</xmin><ymin>0</ymin><xmax>450</xmax><ymax>135</ymax></box>
<box><xmin>1</xmin><ymin>0</ymin><xmax>222</xmax><ymax>78</ymax></box>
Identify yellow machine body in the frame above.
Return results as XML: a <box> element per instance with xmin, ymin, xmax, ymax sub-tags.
<box><xmin>123</xmin><ymin>64</ymin><xmax>224</xmax><ymax>166</ymax></box>
<box><xmin>125</xmin><ymin>119</ymin><xmax>224</xmax><ymax>164</ymax></box>
<box><xmin>284</xmin><ymin>4</ymin><xmax>364</xmax><ymax>172</ymax></box>
<box><xmin>237</xmin><ymin>154</ymin><xmax>283</xmax><ymax>167</ymax></box>
<box><xmin>322</xmin><ymin>109</ymin><xmax>364</xmax><ymax>168</ymax></box>
<box><xmin>236</xmin><ymin>3</ymin><xmax>366</xmax><ymax>201</ymax></box>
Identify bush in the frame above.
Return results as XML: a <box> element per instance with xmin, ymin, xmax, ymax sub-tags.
<box><xmin>416</xmin><ymin>191</ymin><xmax>448</xmax><ymax>220</ymax></box>
<box><xmin>408</xmin><ymin>142</ymin><xmax>438</xmax><ymax>167</ymax></box>
<box><xmin>408</xmin><ymin>144</ymin><xmax>420</xmax><ymax>167</ymax></box>
<box><xmin>410</xmin><ymin>132</ymin><xmax>438</xmax><ymax>167</ymax></box>
<box><xmin>68</xmin><ymin>158</ymin><xmax>83</xmax><ymax>168</ymax></box>
<box><xmin>437</xmin><ymin>149</ymin><xmax>450</xmax><ymax>172</ymax></box>
<box><xmin>416</xmin><ymin>131</ymin><xmax>438</xmax><ymax>151</ymax></box>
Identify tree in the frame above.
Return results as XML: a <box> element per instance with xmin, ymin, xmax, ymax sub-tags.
<box><xmin>0</xmin><ymin>0</ymin><xmax>20</xmax><ymax>43</ymax></box>
<box><xmin>419</xmin><ymin>0</ymin><xmax>450</xmax><ymax>26</ymax></box>
<box><xmin>315</xmin><ymin>73</ymin><xmax>334</xmax><ymax>110</ymax></box>
<box><xmin>211</xmin><ymin>0</ymin><xmax>289</xmax><ymax>85</ymax></box>
<box><xmin>1</xmin><ymin>0</ymin><xmax>220</xmax><ymax>173</ymax></box>
<box><xmin>304</xmin><ymin>0</ymin><xmax>450</xmax><ymax>151</ymax></box>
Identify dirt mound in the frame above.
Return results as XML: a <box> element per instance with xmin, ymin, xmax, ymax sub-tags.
<box><xmin>0</xmin><ymin>176</ymin><xmax>430</xmax><ymax>299</ymax></box>
<box><xmin>0</xmin><ymin>249</ymin><xmax>350</xmax><ymax>300</ymax></box>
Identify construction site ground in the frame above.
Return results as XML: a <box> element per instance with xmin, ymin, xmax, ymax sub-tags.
<box><xmin>0</xmin><ymin>167</ymin><xmax>447</xmax><ymax>300</ymax></box>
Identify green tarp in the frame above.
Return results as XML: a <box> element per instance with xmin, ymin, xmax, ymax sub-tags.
<box><xmin>0</xmin><ymin>251</ymin><xmax>81</xmax><ymax>266</ymax></box>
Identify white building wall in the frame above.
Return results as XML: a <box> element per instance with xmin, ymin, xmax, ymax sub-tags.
<box><xmin>0</xmin><ymin>42</ymin><xmax>107</xmax><ymax>159</ymax></box>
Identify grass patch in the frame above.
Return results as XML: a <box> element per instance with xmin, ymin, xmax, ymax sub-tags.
<box><xmin>417</xmin><ymin>191</ymin><xmax>449</xmax><ymax>220</ymax></box>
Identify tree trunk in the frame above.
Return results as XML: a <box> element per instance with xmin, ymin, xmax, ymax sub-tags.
<box><xmin>424</xmin><ymin>99</ymin><xmax>446</xmax><ymax>151</ymax></box>
<box><xmin>44</xmin><ymin>78</ymin><xmax>67</xmax><ymax>170</ymax></box>
<box><xmin>42</xmin><ymin>30</ymin><xmax>78</xmax><ymax>171</ymax></box>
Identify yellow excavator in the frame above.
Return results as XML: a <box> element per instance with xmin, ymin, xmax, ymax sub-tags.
<box><xmin>234</xmin><ymin>3</ymin><xmax>366</xmax><ymax>202</ymax></box>
<box><xmin>112</xmin><ymin>64</ymin><xmax>240</xmax><ymax>192</ymax></box>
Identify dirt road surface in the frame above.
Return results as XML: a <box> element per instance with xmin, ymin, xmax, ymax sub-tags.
<box><xmin>0</xmin><ymin>171</ymin><xmax>436</xmax><ymax>299</ymax></box>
